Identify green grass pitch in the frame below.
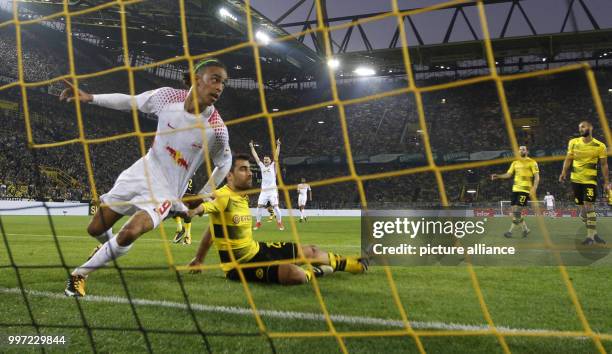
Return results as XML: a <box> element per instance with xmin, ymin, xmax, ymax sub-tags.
<box><xmin>0</xmin><ymin>215</ymin><xmax>611</xmax><ymax>353</ymax></box>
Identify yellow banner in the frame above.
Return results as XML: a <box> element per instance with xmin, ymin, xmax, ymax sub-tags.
<box><xmin>0</xmin><ymin>100</ymin><xmax>18</xmax><ymax>110</ymax></box>
<box><xmin>513</xmin><ymin>117</ymin><xmax>539</xmax><ymax>127</ymax></box>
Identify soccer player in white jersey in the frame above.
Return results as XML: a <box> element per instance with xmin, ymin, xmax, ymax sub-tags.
<box><xmin>297</xmin><ymin>178</ymin><xmax>312</xmax><ymax>222</ymax></box>
<box><xmin>60</xmin><ymin>59</ymin><xmax>232</xmax><ymax>297</ymax></box>
<box><xmin>250</xmin><ymin>139</ymin><xmax>284</xmax><ymax>231</ymax></box>
<box><xmin>544</xmin><ymin>191</ymin><xmax>555</xmax><ymax>216</ymax></box>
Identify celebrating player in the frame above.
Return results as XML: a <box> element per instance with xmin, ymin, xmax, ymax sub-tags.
<box><xmin>559</xmin><ymin>121</ymin><xmax>609</xmax><ymax>245</ymax></box>
<box><xmin>543</xmin><ymin>191</ymin><xmax>555</xmax><ymax>216</ymax></box>
<box><xmin>491</xmin><ymin>145</ymin><xmax>539</xmax><ymax>238</ymax></box>
<box><xmin>250</xmin><ymin>139</ymin><xmax>284</xmax><ymax>231</ymax></box>
<box><xmin>187</xmin><ymin>154</ymin><xmax>367</xmax><ymax>285</ymax></box>
<box><xmin>61</xmin><ymin>59</ymin><xmax>232</xmax><ymax>297</ymax></box>
<box><xmin>297</xmin><ymin>178</ymin><xmax>312</xmax><ymax>222</ymax></box>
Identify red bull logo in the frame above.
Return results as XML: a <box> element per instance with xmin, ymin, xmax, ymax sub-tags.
<box><xmin>165</xmin><ymin>146</ymin><xmax>189</xmax><ymax>170</ymax></box>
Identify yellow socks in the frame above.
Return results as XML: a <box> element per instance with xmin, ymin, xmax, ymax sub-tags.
<box><xmin>586</xmin><ymin>211</ymin><xmax>596</xmax><ymax>238</ymax></box>
<box><xmin>327</xmin><ymin>252</ymin><xmax>364</xmax><ymax>274</ymax></box>
<box><xmin>175</xmin><ymin>217</ymin><xmax>183</xmax><ymax>232</ymax></box>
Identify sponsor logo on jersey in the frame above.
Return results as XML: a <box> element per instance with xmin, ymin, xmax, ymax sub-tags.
<box><xmin>165</xmin><ymin>146</ymin><xmax>189</xmax><ymax>170</ymax></box>
<box><xmin>232</xmin><ymin>214</ymin><xmax>252</xmax><ymax>224</ymax></box>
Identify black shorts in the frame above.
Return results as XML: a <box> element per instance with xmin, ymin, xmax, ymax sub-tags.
<box><xmin>572</xmin><ymin>183</ymin><xmax>597</xmax><ymax>205</ymax></box>
<box><xmin>224</xmin><ymin>242</ymin><xmax>299</xmax><ymax>284</ymax></box>
<box><xmin>511</xmin><ymin>192</ymin><xmax>530</xmax><ymax>207</ymax></box>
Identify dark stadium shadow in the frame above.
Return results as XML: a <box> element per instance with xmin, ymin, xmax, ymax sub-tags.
<box><xmin>568</xmin><ymin>224</ymin><xmax>612</xmax><ymax>265</ymax></box>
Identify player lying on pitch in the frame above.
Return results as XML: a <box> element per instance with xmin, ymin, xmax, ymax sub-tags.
<box><xmin>187</xmin><ymin>154</ymin><xmax>368</xmax><ymax>285</ymax></box>
<box><xmin>61</xmin><ymin>59</ymin><xmax>232</xmax><ymax>297</ymax></box>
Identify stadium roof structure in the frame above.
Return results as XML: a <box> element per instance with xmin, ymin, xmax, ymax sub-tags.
<box><xmin>14</xmin><ymin>0</ymin><xmax>321</xmax><ymax>82</ymax></box>
<box><xmin>336</xmin><ymin>29</ymin><xmax>612</xmax><ymax>74</ymax></box>
<box><xmin>11</xmin><ymin>0</ymin><xmax>612</xmax><ymax>83</ymax></box>
<box><xmin>274</xmin><ymin>0</ymin><xmax>612</xmax><ymax>77</ymax></box>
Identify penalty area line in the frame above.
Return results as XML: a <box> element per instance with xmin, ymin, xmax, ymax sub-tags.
<box><xmin>0</xmin><ymin>287</ymin><xmax>588</xmax><ymax>338</ymax></box>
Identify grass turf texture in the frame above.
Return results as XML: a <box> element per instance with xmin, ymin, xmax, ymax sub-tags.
<box><xmin>0</xmin><ymin>215</ymin><xmax>610</xmax><ymax>353</ymax></box>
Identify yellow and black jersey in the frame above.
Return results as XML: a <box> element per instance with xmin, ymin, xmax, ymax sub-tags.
<box><xmin>506</xmin><ymin>158</ymin><xmax>539</xmax><ymax>193</ymax></box>
<box><xmin>201</xmin><ymin>185</ymin><xmax>259</xmax><ymax>271</ymax></box>
<box><xmin>567</xmin><ymin>137</ymin><xmax>607</xmax><ymax>185</ymax></box>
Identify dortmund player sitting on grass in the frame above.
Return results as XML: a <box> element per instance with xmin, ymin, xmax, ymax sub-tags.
<box><xmin>187</xmin><ymin>154</ymin><xmax>368</xmax><ymax>285</ymax></box>
<box><xmin>491</xmin><ymin>145</ymin><xmax>540</xmax><ymax>238</ymax></box>
<box><xmin>559</xmin><ymin>121</ymin><xmax>610</xmax><ymax>245</ymax></box>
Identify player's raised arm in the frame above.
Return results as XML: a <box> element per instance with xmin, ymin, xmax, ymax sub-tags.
<box><xmin>249</xmin><ymin>140</ymin><xmax>262</xmax><ymax>165</ymax></box>
<box><xmin>274</xmin><ymin>138</ymin><xmax>281</xmax><ymax>162</ymax></box>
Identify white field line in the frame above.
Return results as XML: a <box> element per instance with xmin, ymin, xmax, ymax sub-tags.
<box><xmin>3</xmin><ymin>233</ymin><xmax>360</xmax><ymax>248</ymax></box>
<box><xmin>0</xmin><ymin>287</ymin><xmax>589</xmax><ymax>338</ymax></box>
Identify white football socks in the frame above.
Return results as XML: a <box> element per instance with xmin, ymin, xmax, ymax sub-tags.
<box><xmin>94</xmin><ymin>228</ymin><xmax>114</xmax><ymax>244</ymax></box>
<box><xmin>273</xmin><ymin>206</ymin><xmax>282</xmax><ymax>223</ymax></box>
<box><xmin>73</xmin><ymin>236</ymin><xmax>132</xmax><ymax>277</ymax></box>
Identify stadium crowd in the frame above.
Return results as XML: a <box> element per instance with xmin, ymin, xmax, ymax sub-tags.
<box><xmin>2</xmin><ymin>72</ymin><xmax>611</xmax><ymax>207</ymax></box>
